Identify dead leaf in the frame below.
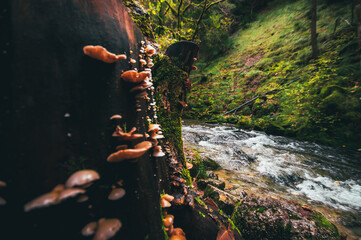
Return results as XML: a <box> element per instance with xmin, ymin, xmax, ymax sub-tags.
<box><xmin>217</xmin><ymin>225</ymin><xmax>235</xmax><ymax>240</ymax></box>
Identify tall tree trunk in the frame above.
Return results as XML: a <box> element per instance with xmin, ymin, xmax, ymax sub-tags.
<box><xmin>311</xmin><ymin>0</ymin><xmax>319</xmax><ymax>59</ymax></box>
<box><xmin>356</xmin><ymin>2</ymin><xmax>361</xmax><ymax>69</ymax></box>
<box><xmin>3</xmin><ymin>1</ymin><xmax>165</xmax><ymax>239</ymax></box>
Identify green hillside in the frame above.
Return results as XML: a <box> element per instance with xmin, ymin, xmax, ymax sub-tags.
<box><xmin>185</xmin><ymin>0</ymin><xmax>361</xmax><ymax>149</ymax></box>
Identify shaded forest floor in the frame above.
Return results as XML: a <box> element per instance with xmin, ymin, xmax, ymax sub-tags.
<box><xmin>185</xmin><ymin>0</ymin><xmax>361</xmax><ymax>150</ymax></box>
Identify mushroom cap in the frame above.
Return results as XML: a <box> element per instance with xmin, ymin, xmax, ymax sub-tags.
<box><xmin>134</xmin><ymin>141</ymin><xmax>152</xmax><ymax>150</ymax></box>
<box><xmin>58</xmin><ymin>188</ymin><xmax>86</xmax><ymax>201</ymax></box>
<box><xmin>170</xmin><ymin>235</ymin><xmax>186</xmax><ymax>240</ymax></box>
<box><xmin>186</xmin><ymin>162</ymin><xmax>193</xmax><ymax>170</ymax></box>
<box><xmin>81</xmin><ymin>221</ymin><xmax>97</xmax><ymax>236</ymax></box>
<box><xmin>161</xmin><ymin>194</ymin><xmax>174</xmax><ymax>202</ymax></box>
<box><xmin>24</xmin><ymin>191</ymin><xmax>60</xmax><ymax>212</ymax></box>
<box><xmin>94</xmin><ymin>218</ymin><xmax>122</xmax><ymax>240</ymax></box>
<box><xmin>140</xmin><ymin>59</ymin><xmax>147</xmax><ymax>65</ymax></box>
<box><xmin>107</xmin><ymin>141</ymin><xmax>152</xmax><ymax>163</ymax></box>
<box><xmin>163</xmin><ymin>214</ymin><xmax>174</xmax><ymax>228</ymax></box>
<box><xmin>77</xmin><ymin>195</ymin><xmax>89</xmax><ymax>203</ymax></box>
<box><xmin>130</xmin><ymin>80</ymin><xmax>153</xmax><ymax>92</ymax></box>
<box><xmin>153</xmin><ymin>145</ymin><xmax>165</xmax><ymax>157</ymax></box>
<box><xmin>121</xmin><ymin>70</ymin><xmax>150</xmax><ymax>83</ymax></box>
<box><xmin>83</xmin><ymin>45</ymin><xmax>124</xmax><ymax>63</ymax></box>
<box><xmin>148</xmin><ymin>124</ymin><xmax>161</xmax><ymax>132</ymax></box>
<box><xmin>110</xmin><ymin>115</ymin><xmax>122</xmax><ymax>120</ymax></box>
<box><xmin>65</xmin><ymin>170</ymin><xmax>100</xmax><ymax>188</ymax></box>
<box><xmin>145</xmin><ymin>45</ymin><xmax>156</xmax><ymax>56</ymax></box>
<box><xmin>0</xmin><ymin>196</ymin><xmax>6</xmax><ymax>206</ymax></box>
<box><xmin>161</xmin><ymin>198</ymin><xmax>171</xmax><ymax>208</ymax></box>
<box><xmin>150</xmin><ymin>131</ymin><xmax>164</xmax><ymax>140</ymax></box>
<box><xmin>172</xmin><ymin>228</ymin><xmax>186</xmax><ymax>236</ymax></box>
<box><xmin>112</xmin><ymin>126</ymin><xmax>143</xmax><ymax>141</ymax></box>
<box><xmin>108</xmin><ymin>188</ymin><xmax>126</xmax><ymax>200</ymax></box>
<box><xmin>0</xmin><ymin>181</ymin><xmax>6</xmax><ymax>188</ymax></box>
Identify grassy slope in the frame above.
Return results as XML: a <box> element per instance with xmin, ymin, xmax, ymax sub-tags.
<box><xmin>186</xmin><ymin>0</ymin><xmax>361</xmax><ymax>149</ymax></box>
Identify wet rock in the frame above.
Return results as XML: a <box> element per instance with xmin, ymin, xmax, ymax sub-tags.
<box><xmin>197</xmin><ymin>179</ymin><xmax>225</xmax><ymax>191</ymax></box>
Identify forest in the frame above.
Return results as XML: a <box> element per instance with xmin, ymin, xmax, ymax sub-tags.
<box><xmin>1</xmin><ymin>0</ymin><xmax>361</xmax><ymax>239</ymax></box>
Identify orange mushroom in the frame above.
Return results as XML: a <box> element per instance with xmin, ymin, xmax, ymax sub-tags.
<box><xmin>112</xmin><ymin>126</ymin><xmax>143</xmax><ymax>141</ymax></box>
<box><xmin>0</xmin><ymin>181</ymin><xmax>6</xmax><ymax>188</ymax></box>
<box><xmin>161</xmin><ymin>198</ymin><xmax>171</xmax><ymax>208</ymax></box>
<box><xmin>121</xmin><ymin>70</ymin><xmax>150</xmax><ymax>84</ymax></box>
<box><xmin>83</xmin><ymin>45</ymin><xmax>126</xmax><ymax>63</ymax></box>
<box><xmin>94</xmin><ymin>218</ymin><xmax>122</xmax><ymax>240</ymax></box>
<box><xmin>107</xmin><ymin>141</ymin><xmax>152</xmax><ymax>163</ymax></box>
<box><xmin>108</xmin><ymin>188</ymin><xmax>126</xmax><ymax>200</ymax></box>
<box><xmin>65</xmin><ymin>170</ymin><xmax>100</xmax><ymax>188</ymax></box>
<box><xmin>163</xmin><ymin>214</ymin><xmax>174</xmax><ymax>228</ymax></box>
<box><xmin>145</xmin><ymin>45</ymin><xmax>156</xmax><ymax>56</ymax></box>
<box><xmin>130</xmin><ymin>80</ymin><xmax>153</xmax><ymax>92</ymax></box>
<box><xmin>153</xmin><ymin>145</ymin><xmax>165</xmax><ymax>157</ymax></box>
<box><xmin>110</xmin><ymin>114</ymin><xmax>122</xmax><ymax>120</ymax></box>
<box><xmin>81</xmin><ymin>221</ymin><xmax>97</xmax><ymax>236</ymax></box>
<box><xmin>161</xmin><ymin>194</ymin><xmax>174</xmax><ymax>202</ymax></box>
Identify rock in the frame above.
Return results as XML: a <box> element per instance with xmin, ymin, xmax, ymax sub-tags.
<box><xmin>197</xmin><ymin>179</ymin><xmax>225</xmax><ymax>191</ymax></box>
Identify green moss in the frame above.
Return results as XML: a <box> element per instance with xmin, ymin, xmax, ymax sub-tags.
<box><xmin>67</xmin><ymin>156</ymin><xmax>88</xmax><ymax>174</ymax></box>
<box><xmin>152</xmin><ymin>55</ymin><xmax>188</xmax><ymax>164</ymax></box>
<box><xmin>312</xmin><ymin>213</ymin><xmax>339</xmax><ymax>233</ymax></box>
<box><xmin>122</xmin><ymin>0</ymin><xmax>155</xmax><ymax>39</ymax></box>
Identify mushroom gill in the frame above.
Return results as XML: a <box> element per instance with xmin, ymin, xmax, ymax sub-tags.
<box><xmin>121</xmin><ymin>70</ymin><xmax>150</xmax><ymax>84</ymax></box>
<box><xmin>83</xmin><ymin>45</ymin><xmax>126</xmax><ymax>63</ymax></box>
<box><xmin>112</xmin><ymin>126</ymin><xmax>143</xmax><ymax>141</ymax></box>
<box><xmin>58</xmin><ymin>188</ymin><xmax>86</xmax><ymax>201</ymax></box>
<box><xmin>65</xmin><ymin>170</ymin><xmax>100</xmax><ymax>188</ymax></box>
<box><xmin>107</xmin><ymin>141</ymin><xmax>152</xmax><ymax>163</ymax></box>
<box><xmin>93</xmin><ymin>218</ymin><xmax>122</xmax><ymax>240</ymax></box>
<box><xmin>130</xmin><ymin>80</ymin><xmax>153</xmax><ymax>92</ymax></box>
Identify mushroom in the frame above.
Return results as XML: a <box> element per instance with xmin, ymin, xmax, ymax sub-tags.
<box><xmin>65</xmin><ymin>170</ymin><xmax>100</xmax><ymax>189</ymax></box>
<box><xmin>130</xmin><ymin>58</ymin><xmax>136</xmax><ymax>63</ymax></box>
<box><xmin>166</xmin><ymin>224</ymin><xmax>174</xmax><ymax>235</ymax></box>
<box><xmin>172</xmin><ymin>228</ymin><xmax>186</xmax><ymax>236</ymax></box>
<box><xmin>121</xmin><ymin>70</ymin><xmax>150</xmax><ymax>84</ymax></box>
<box><xmin>186</xmin><ymin>162</ymin><xmax>193</xmax><ymax>170</ymax></box>
<box><xmin>163</xmin><ymin>214</ymin><xmax>174</xmax><ymax>228</ymax></box>
<box><xmin>179</xmin><ymin>101</ymin><xmax>188</xmax><ymax>108</ymax></box>
<box><xmin>83</xmin><ymin>45</ymin><xmax>126</xmax><ymax>63</ymax></box>
<box><xmin>94</xmin><ymin>218</ymin><xmax>122</xmax><ymax>240</ymax></box>
<box><xmin>140</xmin><ymin>59</ymin><xmax>147</xmax><ymax>65</ymax></box>
<box><xmin>145</xmin><ymin>45</ymin><xmax>156</xmax><ymax>56</ymax></box>
<box><xmin>192</xmin><ymin>66</ymin><xmax>197</xmax><ymax>71</ymax></box>
<box><xmin>110</xmin><ymin>115</ymin><xmax>122</xmax><ymax>120</ymax></box>
<box><xmin>130</xmin><ymin>80</ymin><xmax>153</xmax><ymax>92</ymax></box>
<box><xmin>77</xmin><ymin>195</ymin><xmax>89</xmax><ymax>203</ymax></box>
<box><xmin>135</xmin><ymin>91</ymin><xmax>148</xmax><ymax>99</ymax></box>
<box><xmin>161</xmin><ymin>198</ymin><xmax>171</xmax><ymax>208</ymax></box>
<box><xmin>148</xmin><ymin>124</ymin><xmax>161</xmax><ymax>132</ymax></box>
<box><xmin>112</xmin><ymin>126</ymin><xmax>143</xmax><ymax>141</ymax></box>
<box><xmin>153</xmin><ymin>145</ymin><xmax>165</xmax><ymax>157</ymax></box>
<box><xmin>170</xmin><ymin>235</ymin><xmax>186</xmax><ymax>240</ymax></box>
<box><xmin>161</xmin><ymin>194</ymin><xmax>174</xmax><ymax>202</ymax></box>
<box><xmin>24</xmin><ymin>191</ymin><xmax>60</xmax><ymax>212</ymax></box>
<box><xmin>149</xmin><ymin>131</ymin><xmax>164</xmax><ymax>140</ymax></box>
<box><xmin>108</xmin><ymin>188</ymin><xmax>126</xmax><ymax>200</ymax></box>
<box><xmin>107</xmin><ymin>141</ymin><xmax>152</xmax><ymax>163</ymax></box>
<box><xmin>0</xmin><ymin>197</ymin><xmax>6</xmax><ymax>206</ymax></box>
<box><xmin>58</xmin><ymin>188</ymin><xmax>86</xmax><ymax>201</ymax></box>
<box><xmin>115</xmin><ymin>145</ymin><xmax>128</xmax><ymax>151</ymax></box>
<box><xmin>0</xmin><ymin>181</ymin><xmax>7</xmax><ymax>188</ymax></box>
<box><xmin>81</xmin><ymin>221</ymin><xmax>97</xmax><ymax>236</ymax></box>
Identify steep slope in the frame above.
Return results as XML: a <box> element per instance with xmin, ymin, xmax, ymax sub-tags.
<box><xmin>186</xmin><ymin>0</ymin><xmax>361</xmax><ymax>149</ymax></box>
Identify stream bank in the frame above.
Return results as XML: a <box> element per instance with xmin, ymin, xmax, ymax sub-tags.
<box><xmin>183</xmin><ymin>121</ymin><xmax>361</xmax><ymax>239</ymax></box>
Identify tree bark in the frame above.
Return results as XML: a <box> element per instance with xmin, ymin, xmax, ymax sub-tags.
<box><xmin>2</xmin><ymin>1</ymin><xmax>165</xmax><ymax>239</ymax></box>
<box><xmin>356</xmin><ymin>2</ymin><xmax>361</xmax><ymax>69</ymax></box>
<box><xmin>311</xmin><ymin>0</ymin><xmax>319</xmax><ymax>59</ymax></box>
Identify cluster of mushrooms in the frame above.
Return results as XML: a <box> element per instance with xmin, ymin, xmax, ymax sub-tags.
<box><xmin>0</xmin><ymin>180</ymin><xmax>6</xmax><ymax>206</ymax></box>
<box><xmin>21</xmin><ymin>41</ymin><xmax>190</xmax><ymax>239</ymax></box>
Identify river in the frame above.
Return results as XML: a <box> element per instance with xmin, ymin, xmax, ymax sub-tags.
<box><xmin>182</xmin><ymin>122</ymin><xmax>361</xmax><ymax>238</ymax></box>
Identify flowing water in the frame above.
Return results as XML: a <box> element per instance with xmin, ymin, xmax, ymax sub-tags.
<box><xmin>182</xmin><ymin>122</ymin><xmax>361</xmax><ymax>238</ymax></box>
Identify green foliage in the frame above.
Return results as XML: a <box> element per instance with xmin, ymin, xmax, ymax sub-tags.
<box><xmin>186</xmin><ymin>0</ymin><xmax>361</xmax><ymax>148</ymax></box>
